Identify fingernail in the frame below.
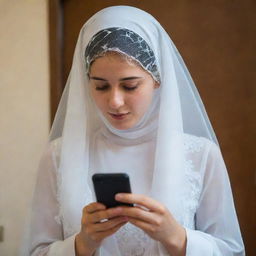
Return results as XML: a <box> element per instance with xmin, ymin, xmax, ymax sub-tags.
<box><xmin>115</xmin><ymin>194</ymin><xmax>122</xmax><ymax>200</ymax></box>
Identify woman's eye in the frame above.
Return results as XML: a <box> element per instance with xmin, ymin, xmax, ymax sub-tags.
<box><xmin>95</xmin><ymin>85</ymin><xmax>109</xmax><ymax>91</ymax></box>
<box><xmin>123</xmin><ymin>85</ymin><xmax>138</xmax><ymax>91</ymax></box>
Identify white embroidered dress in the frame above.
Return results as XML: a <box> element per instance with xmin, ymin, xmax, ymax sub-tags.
<box><xmin>28</xmin><ymin>129</ymin><xmax>244</xmax><ymax>255</ymax></box>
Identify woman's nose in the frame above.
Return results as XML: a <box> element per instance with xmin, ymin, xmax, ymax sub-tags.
<box><xmin>108</xmin><ymin>89</ymin><xmax>124</xmax><ymax>109</ymax></box>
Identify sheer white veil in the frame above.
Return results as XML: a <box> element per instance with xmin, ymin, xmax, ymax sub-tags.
<box><xmin>47</xmin><ymin>5</ymin><xmax>218</xmax><ymax>253</ymax></box>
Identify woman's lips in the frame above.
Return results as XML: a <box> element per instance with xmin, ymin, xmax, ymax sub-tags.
<box><xmin>109</xmin><ymin>112</ymin><xmax>129</xmax><ymax>120</ymax></box>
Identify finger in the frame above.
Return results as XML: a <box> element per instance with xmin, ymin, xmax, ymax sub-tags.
<box><xmin>115</xmin><ymin>194</ymin><xmax>165</xmax><ymax>213</ymax></box>
<box><xmin>84</xmin><ymin>202</ymin><xmax>106</xmax><ymax>214</ymax></box>
<box><xmin>94</xmin><ymin>216</ymin><xmax>128</xmax><ymax>232</ymax></box>
<box><xmin>118</xmin><ymin>206</ymin><xmax>160</xmax><ymax>225</ymax></box>
<box><xmin>88</xmin><ymin>207</ymin><xmax>123</xmax><ymax>223</ymax></box>
<box><xmin>128</xmin><ymin>217</ymin><xmax>157</xmax><ymax>234</ymax></box>
<box><xmin>94</xmin><ymin>221</ymin><xmax>127</xmax><ymax>241</ymax></box>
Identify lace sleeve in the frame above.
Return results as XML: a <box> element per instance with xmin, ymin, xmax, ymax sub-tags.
<box><xmin>27</xmin><ymin>140</ymin><xmax>76</xmax><ymax>256</ymax></box>
<box><xmin>186</xmin><ymin>141</ymin><xmax>245</xmax><ymax>255</ymax></box>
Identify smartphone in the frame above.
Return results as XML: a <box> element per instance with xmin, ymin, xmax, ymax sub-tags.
<box><xmin>92</xmin><ymin>173</ymin><xmax>133</xmax><ymax>208</ymax></box>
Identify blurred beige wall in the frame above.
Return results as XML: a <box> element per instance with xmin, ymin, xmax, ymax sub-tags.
<box><xmin>0</xmin><ymin>0</ymin><xmax>49</xmax><ymax>255</ymax></box>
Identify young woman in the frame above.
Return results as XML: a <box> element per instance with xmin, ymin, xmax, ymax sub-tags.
<box><xmin>27</xmin><ymin>6</ymin><xmax>244</xmax><ymax>256</ymax></box>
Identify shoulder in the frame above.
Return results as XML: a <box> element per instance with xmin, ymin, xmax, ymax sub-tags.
<box><xmin>182</xmin><ymin>133</ymin><xmax>218</xmax><ymax>156</ymax></box>
<box><xmin>49</xmin><ymin>137</ymin><xmax>62</xmax><ymax>152</ymax></box>
<box><xmin>39</xmin><ymin>138</ymin><xmax>62</xmax><ymax>170</ymax></box>
<box><xmin>35</xmin><ymin>138</ymin><xmax>63</xmax><ymax>186</ymax></box>
<box><xmin>51</xmin><ymin>138</ymin><xmax>64</xmax><ymax>170</ymax></box>
<box><xmin>182</xmin><ymin>133</ymin><xmax>223</xmax><ymax>177</ymax></box>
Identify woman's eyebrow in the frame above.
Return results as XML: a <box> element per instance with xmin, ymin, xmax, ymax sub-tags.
<box><xmin>89</xmin><ymin>76</ymin><xmax>142</xmax><ymax>81</ymax></box>
<box><xmin>120</xmin><ymin>76</ymin><xmax>142</xmax><ymax>81</ymax></box>
<box><xmin>89</xmin><ymin>76</ymin><xmax>107</xmax><ymax>81</ymax></box>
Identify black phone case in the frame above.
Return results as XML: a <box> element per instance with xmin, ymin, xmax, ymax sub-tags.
<box><xmin>92</xmin><ymin>173</ymin><xmax>133</xmax><ymax>208</ymax></box>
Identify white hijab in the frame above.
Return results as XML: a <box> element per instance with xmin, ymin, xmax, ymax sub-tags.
<box><xmin>49</xmin><ymin>5</ymin><xmax>217</xmax><ymax>253</ymax></box>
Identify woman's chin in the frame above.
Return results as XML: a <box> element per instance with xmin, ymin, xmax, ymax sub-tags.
<box><xmin>110</xmin><ymin>122</ymin><xmax>135</xmax><ymax>130</ymax></box>
<box><xmin>107</xmin><ymin>118</ymin><xmax>137</xmax><ymax>130</ymax></box>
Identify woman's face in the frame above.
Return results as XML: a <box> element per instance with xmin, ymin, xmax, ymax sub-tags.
<box><xmin>89</xmin><ymin>53</ymin><xmax>159</xmax><ymax>130</ymax></box>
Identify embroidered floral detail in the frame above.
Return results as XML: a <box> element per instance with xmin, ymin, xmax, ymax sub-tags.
<box><xmin>183</xmin><ymin>134</ymin><xmax>204</xmax><ymax>153</ymax></box>
<box><xmin>181</xmin><ymin>135</ymin><xmax>204</xmax><ymax>229</ymax></box>
<box><xmin>50</xmin><ymin>139</ymin><xmax>63</xmax><ymax>227</ymax></box>
<box><xmin>182</xmin><ymin>159</ymin><xmax>202</xmax><ymax>228</ymax></box>
<box><xmin>115</xmin><ymin>223</ymin><xmax>152</xmax><ymax>256</ymax></box>
<box><xmin>85</xmin><ymin>27</ymin><xmax>160</xmax><ymax>83</ymax></box>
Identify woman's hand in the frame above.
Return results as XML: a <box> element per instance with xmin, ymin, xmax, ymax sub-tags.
<box><xmin>115</xmin><ymin>193</ymin><xmax>187</xmax><ymax>256</ymax></box>
<box><xmin>75</xmin><ymin>202</ymin><xmax>128</xmax><ymax>256</ymax></box>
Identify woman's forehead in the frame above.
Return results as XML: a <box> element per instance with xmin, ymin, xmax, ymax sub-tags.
<box><xmin>89</xmin><ymin>53</ymin><xmax>153</xmax><ymax>80</ymax></box>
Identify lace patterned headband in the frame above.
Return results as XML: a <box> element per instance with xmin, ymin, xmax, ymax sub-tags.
<box><xmin>84</xmin><ymin>27</ymin><xmax>160</xmax><ymax>83</ymax></box>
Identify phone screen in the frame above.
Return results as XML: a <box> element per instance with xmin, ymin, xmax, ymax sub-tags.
<box><xmin>92</xmin><ymin>173</ymin><xmax>133</xmax><ymax>208</ymax></box>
